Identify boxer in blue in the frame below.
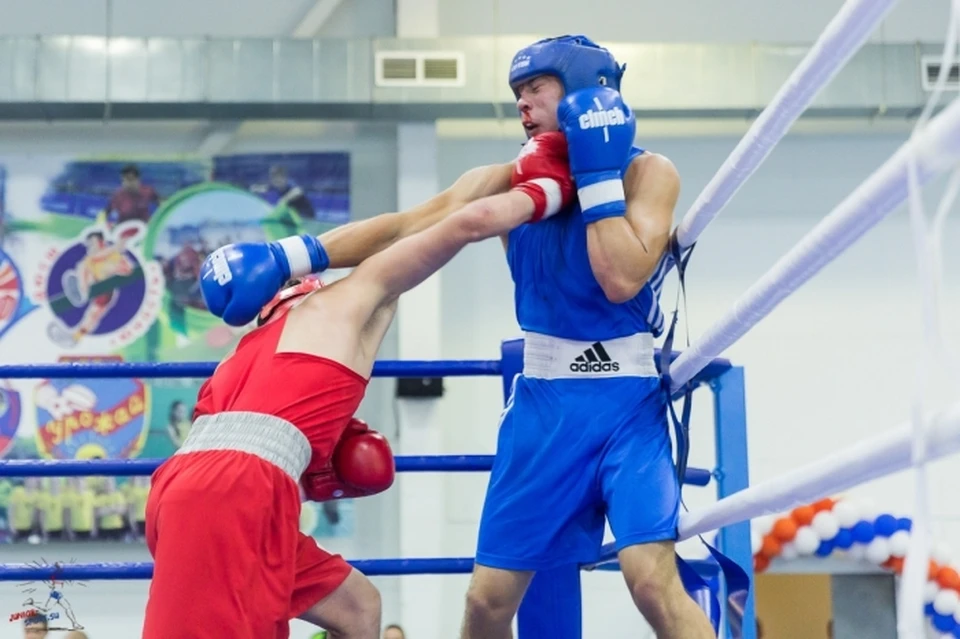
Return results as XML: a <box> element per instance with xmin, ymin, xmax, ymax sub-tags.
<box><xmin>199</xmin><ymin>35</ymin><xmax>713</xmax><ymax>639</ymax></box>
<box><xmin>458</xmin><ymin>37</ymin><xmax>714</xmax><ymax>639</ymax></box>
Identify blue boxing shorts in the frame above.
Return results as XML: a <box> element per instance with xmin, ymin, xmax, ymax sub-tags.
<box><xmin>475</xmin><ymin>332</ymin><xmax>680</xmax><ymax>571</ymax></box>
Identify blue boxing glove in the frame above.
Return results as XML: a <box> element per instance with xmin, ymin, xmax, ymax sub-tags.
<box><xmin>200</xmin><ymin>234</ymin><xmax>329</xmax><ymax>327</ymax></box>
<box><xmin>557</xmin><ymin>87</ymin><xmax>637</xmax><ymax>224</ymax></box>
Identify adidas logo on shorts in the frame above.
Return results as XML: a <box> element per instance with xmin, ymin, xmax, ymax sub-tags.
<box><xmin>569</xmin><ymin>342</ymin><xmax>620</xmax><ymax>373</ymax></box>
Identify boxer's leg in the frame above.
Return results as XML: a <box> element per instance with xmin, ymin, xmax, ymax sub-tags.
<box><xmin>464</xmin><ymin>377</ymin><xmax>606</xmax><ymax>639</ymax></box>
<box><xmin>600</xmin><ymin>378</ymin><xmax>714</xmax><ymax>639</ymax></box>
<box><xmin>291</xmin><ymin>533</ymin><xmax>380</xmax><ymax>639</ymax></box>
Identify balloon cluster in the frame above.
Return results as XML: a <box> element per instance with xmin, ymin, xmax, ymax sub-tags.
<box><xmin>751</xmin><ymin>497</ymin><xmax>960</xmax><ymax>635</ymax></box>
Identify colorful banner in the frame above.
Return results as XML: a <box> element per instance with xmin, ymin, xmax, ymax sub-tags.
<box><xmin>34</xmin><ymin>357</ymin><xmax>150</xmax><ymax>460</ymax></box>
<box><xmin>0</xmin><ymin>152</ymin><xmax>355</xmax><ymax>544</ymax></box>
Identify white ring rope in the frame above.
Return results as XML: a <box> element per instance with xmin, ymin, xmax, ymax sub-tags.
<box><xmin>665</xmin><ymin>0</ymin><xmax>960</xmax><ymax>632</ymax></box>
<box><xmin>668</xmin><ymin>92</ymin><xmax>960</xmax><ymax>393</ymax></box>
<box><xmin>674</xmin><ymin>0</ymin><xmax>900</xmax><ymax>249</ymax></box>
<box><xmin>899</xmin><ymin>0</ymin><xmax>960</xmax><ymax>632</ymax></box>
<box><xmin>678</xmin><ymin>400</ymin><xmax>960</xmax><ymax>542</ymax></box>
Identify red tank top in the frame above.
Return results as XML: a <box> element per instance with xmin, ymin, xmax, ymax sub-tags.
<box><xmin>194</xmin><ymin>314</ymin><xmax>369</xmax><ymax>473</ymax></box>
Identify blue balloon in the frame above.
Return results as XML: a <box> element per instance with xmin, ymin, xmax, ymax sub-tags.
<box><xmin>952</xmin><ymin>622</ymin><xmax>960</xmax><ymax>638</ymax></box>
<box><xmin>852</xmin><ymin>521</ymin><xmax>876</xmax><ymax>544</ymax></box>
<box><xmin>874</xmin><ymin>514</ymin><xmax>898</xmax><ymax>538</ymax></box>
<box><xmin>898</xmin><ymin>517</ymin><xmax>913</xmax><ymax>532</ymax></box>
<box><xmin>933</xmin><ymin>612</ymin><xmax>957</xmax><ymax>633</ymax></box>
<box><xmin>816</xmin><ymin>540</ymin><xmax>834</xmax><ymax>557</ymax></box>
<box><xmin>926</xmin><ymin>603</ymin><xmax>936</xmax><ymax>617</ymax></box>
<box><xmin>833</xmin><ymin>529</ymin><xmax>854</xmax><ymax>550</ymax></box>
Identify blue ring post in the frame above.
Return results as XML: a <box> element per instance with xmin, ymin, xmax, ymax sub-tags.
<box><xmin>500</xmin><ymin>339</ymin><xmax>583</xmax><ymax>639</ymax></box>
<box><xmin>712</xmin><ymin>366</ymin><xmax>756</xmax><ymax>639</ymax></box>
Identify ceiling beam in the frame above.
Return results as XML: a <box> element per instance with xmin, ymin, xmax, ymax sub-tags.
<box><xmin>195</xmin><ymin>121</ymin><xmax>242</xmax><ymax>156</ymax></box>
<box><xmin>292</xmin><ymin>0</ymin><xmax>346</xmax><ymax>38</ymax></box>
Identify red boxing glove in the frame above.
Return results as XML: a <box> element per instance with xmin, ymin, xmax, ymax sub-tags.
<box><xmin>300</xmin><ymin>418</ymin><xmax>396</xmax><ymax>502</ymax></box>
<box><xmin>511</xmin><ymin>131</ymin><xmax>576</xmax><ymax>222</ymax></box>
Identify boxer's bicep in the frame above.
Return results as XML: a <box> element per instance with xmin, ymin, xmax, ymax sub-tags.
<box><xmin>622</xmin><ymin>154</ymin><xmax>678</xmax><ymax>272</ymax></box>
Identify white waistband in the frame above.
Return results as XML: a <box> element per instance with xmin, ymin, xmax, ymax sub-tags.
<box><xmin>175</xmin><ymin>412</ymin><xmax>311</xmax><ymax>482</ymax></box>
<box><xmin>522</xmin><ymin>331</ymin><xmax>658</xmax><ymax>379</ymax></box>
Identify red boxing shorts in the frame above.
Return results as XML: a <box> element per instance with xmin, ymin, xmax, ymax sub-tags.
<box><xmin>143</xmin><ymin>313</ymin><xmax>368</xmax><ymax>638</ymax></box>
<box><xmin>143</xmin><ymin>422</ymin><xmax>352</xmax><ymax>639</ymax></box>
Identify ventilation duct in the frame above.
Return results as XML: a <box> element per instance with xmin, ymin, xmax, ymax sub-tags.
<box><xmin>0</xmin><ymin>36</ymin><xmax>937</xmax><ymax>120</ymax></box>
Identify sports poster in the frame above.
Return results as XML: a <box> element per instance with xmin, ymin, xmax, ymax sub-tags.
<box><xmin>0</xmin><ymin>153</ymin><xmax>355</xmax><ymax>546</ymax></box>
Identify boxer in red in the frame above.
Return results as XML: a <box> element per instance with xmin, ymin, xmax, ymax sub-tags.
<box><xmin>143</xmin><ymin>131</ymin><xmax>576</xmax><ymax>639</ymax></box>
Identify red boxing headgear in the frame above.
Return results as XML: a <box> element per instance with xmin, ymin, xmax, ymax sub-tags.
<box><xmin>257</xmin><ymin>276</ymin><xmax>324</xmax><ymax>327</ymax></box>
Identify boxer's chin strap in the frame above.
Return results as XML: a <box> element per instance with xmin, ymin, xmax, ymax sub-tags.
<box><xmin>659</xmin><ymin>235</ymin><xmax>696</xmax><ymax>494</ymax></box>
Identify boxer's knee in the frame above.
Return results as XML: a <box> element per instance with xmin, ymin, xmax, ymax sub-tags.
<box><xmin>349</xmin><ymin>580</ymin><xmax>382</xmax><ymax>632</ymax></box>
<box><xmin>619</xmin><ymin>540</ymin><xmax>697</xmax><ymax>630</ymax></box>
<box><xmin>463</xmin><ymin>566</ymin><xmax>532</xmax><ymax>627</ymax></box>
<box><xmin>300</xmin><ymin>569</ymin><xmax>381</xmax><ymax>638</ymax></box>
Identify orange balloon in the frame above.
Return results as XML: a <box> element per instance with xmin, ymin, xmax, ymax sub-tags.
<box><xmin>754</xmin><ymin>555</ymin><xmax>770</xmax><ymax>573</ymax></box>
<box><xmin>772</xmin><ymin>518</ymin><xmax>798</xmax><ymax>543</ymax></box>
<box><xmin>812</xmin><ymin>498</ymin><xmax>835</xmax><ymax>513</ymax></box>
<box><xmin>938</xmin><ymin>567</ymin><xmax>960</xmax><ymax>591</ymax></box>
<box><xmin>814</xmin><ymin>499</ymin><xmax>835</xmax><ymax>512</ymax></box>
<box><xmin>930</xmin><ymin>560</ymin><xmax>941</xmax><ymax>581</ymax></box>
<box><xmin>760</xmin><ymin>535</ymin><xmax>782</xmax><ymax>559</ymax></box>
<box><xmin>885</xmin><ymin>557</ymin><xmax>905</xmax><ymax>574</ymax></box>
<box><xmin>791</xmin><ymin>506</ymin><xmax>816</xmax><ymax>526</ymax></box>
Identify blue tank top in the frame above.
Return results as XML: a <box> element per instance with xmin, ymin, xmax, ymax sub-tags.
<box><xmin>506</xmin><ymin>146</ymin><xmax>666</xmax><ymax>341</ymax></box>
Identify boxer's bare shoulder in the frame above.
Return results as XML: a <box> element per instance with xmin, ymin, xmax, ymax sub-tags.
<box><xmin>275</xmin><ymin>280</ymin><xmax>375</xmax><ymax>375</ymax></box>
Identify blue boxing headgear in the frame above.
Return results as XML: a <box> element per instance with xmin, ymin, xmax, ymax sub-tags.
<box><xmin>508</xmin><ymin>35</ymin><xmax>625</xmax><ymax>97</ymax></box>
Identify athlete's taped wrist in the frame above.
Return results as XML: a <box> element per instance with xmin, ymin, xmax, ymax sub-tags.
<box><xmin>512</xmin><ymin>178</ymin><xmax>564</xmax><ymax>222</ymax></box>
<box><xmin>273</xmin><ymin>235</ymin><xmax>331</xmax><ymax>279</ymax></box>
<box><xmin>577</xmin><ymin>171</ymin><xmax>626</xmax><ymax>224</ymax></box>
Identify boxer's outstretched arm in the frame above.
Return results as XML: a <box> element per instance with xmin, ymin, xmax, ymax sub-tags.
<box><xmin>317</xmin><ymin>163</ymin><xmax>514</xmax><ymax>269</ymax></box>
<box><xmin>352</xmin><ymin>191</ymin><xmax>534</xmax><ymax>306</ymax></box>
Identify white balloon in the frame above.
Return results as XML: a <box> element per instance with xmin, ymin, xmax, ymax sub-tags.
<box><xmin>848</xmin><ymin>545</ymin><xmax>867</xmax><ymax>562</ymax></box>
<box><xmin>933</xmin><ymin>542</ymin><xmax>955</xmax><ymax>567</ymax></box>
<box><xmin>751</xmin><ymin>532</ymin><xmax>762</xmax><ymax>556</ymax></box>
<box><xmin>933</xmin><ymin>589</ymin><xmax>959</xmax><ymax>616</ymax></box>
<box><xmin>953</xmin><ymin>605</ymin><xmax>960</xmax><ymax>624</ymax></box>
<box><xmin>780</xmin><ymin>542</ymin><xmax>799</xmax><ymax>561</ymax></box>
<box><xmin>889</xmin><ymin>531</ymin><xmax>911</xmax><ymax>558</ymax></box>
<box><xmin>865</xmin><ymin>538</ymin><xmax>891</xmax><ymax>565</ymax></box>
<box><xmin>926</xmin><ymin>581</ymin><xmax>941</xmax><ymax>604</ymax></box>
<box><xmin>857</xmin><ymin>499</ymin><xmax>879</xmax><ymax>524</ymax></box>
<box><xmin>794</xmin><ymin>526</ymin><xmax>821</xmax><ymax>556</ymax></box>
<box><xmin>811</xmin><ymin>512</ymin><xmax>840</xmax><ymax>541</ymax></box>
<box><xmin>753</xmin><ymin>515</ymin><xmax>775</xmax><ymax>537</ymax></box>
<box><xmin>833</xmin><ymin>501</ymin><xmax>861</xmax><ymax>529</ymax></box>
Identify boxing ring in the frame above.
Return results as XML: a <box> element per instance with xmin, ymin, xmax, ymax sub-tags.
<box><xmin>4</xmin><ymin>0</ymin><xmax>960</xmax><ymax>634</ymax></box>
<box><xmin>0</xmin><ymin>341</ymin><xmax>746</xmax><ymax>638</ymax></box>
